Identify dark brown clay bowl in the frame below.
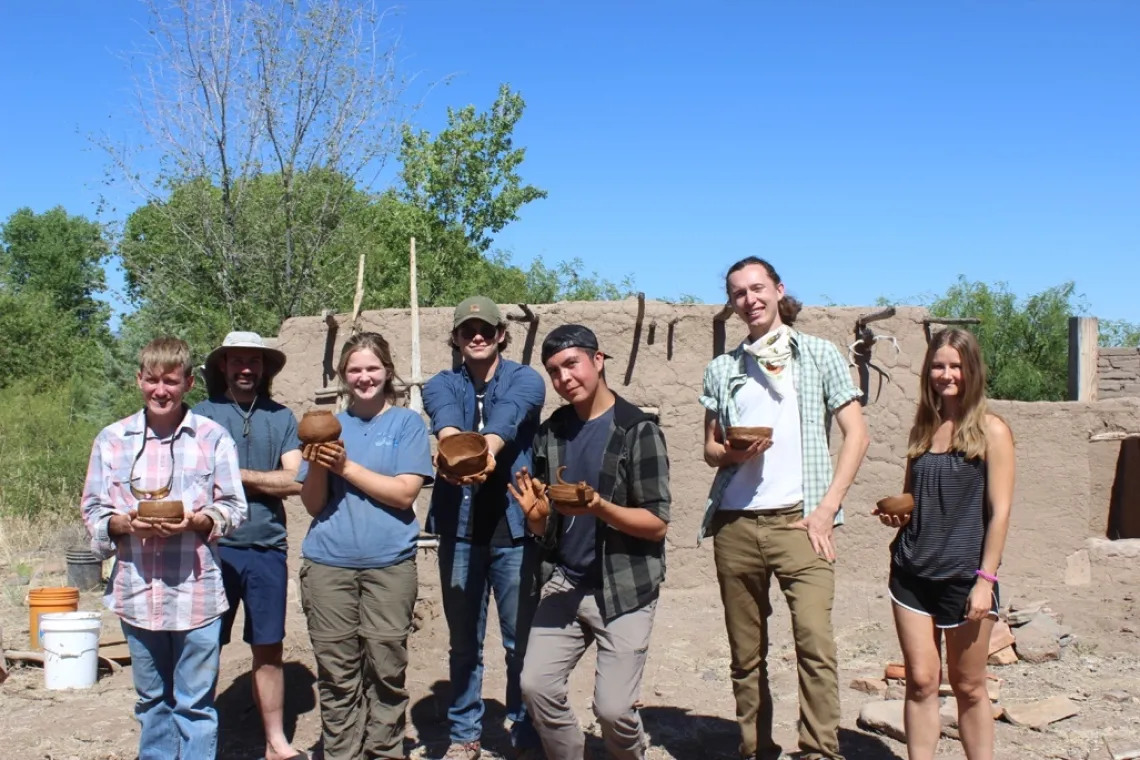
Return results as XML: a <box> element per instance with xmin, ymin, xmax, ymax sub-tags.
<box><xmin>437</xmin><ymin>432</ymin><xmax>489</xmax><ymax>478</ymax></box>
<box><xmin>725</xmin><ymin>426</ymin><xmax>773</xmax><ymax>450</ymax></box>
<box><xmin>876</xmin><ymin>493</ymin><xmax>915</xmax><ymax>517</ymax></box>
<box><xmin>298</xmin><ymin>410</ymin><xmax>342</xmax><ymax>445</ymax></box>
<box><xmin>137</xmin><ymin>500</ymin><xmax>185</xmax><ymax>524</ymax></box>
<box><xmin>547</xmin><ymin>466</ymin><xmax>596</xmax><ymax>507</ymax></box>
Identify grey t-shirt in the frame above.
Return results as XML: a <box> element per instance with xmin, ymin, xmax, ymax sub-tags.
<box><xmin>555</xmin><ymin>407</ymin><xmax>613</xmax><ymax>588</ymax></box>
<box><xmin>193</xmin><ymin>396</ymin><xmax>300</xmax><ymax>551</ymax></box>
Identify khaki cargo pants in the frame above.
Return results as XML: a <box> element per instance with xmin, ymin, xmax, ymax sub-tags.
<box><xmin>299</xmin><ymin>557</ymin><xmax>417</xmax><ymax>760</ymax></box>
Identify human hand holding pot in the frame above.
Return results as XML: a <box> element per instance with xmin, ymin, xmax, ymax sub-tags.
<box><xmin>310</xmin><ymin>441</ymin><xmax>347</xmax><ymax>474</ymax></box>
<box><xmin>508</xmin><ymin>467</ymin><xmax>550</xmax><ymax>524</ymax></box>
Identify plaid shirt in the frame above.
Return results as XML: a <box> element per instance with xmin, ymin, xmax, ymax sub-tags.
<box><xmin>531</xmin><ymin>395</ymin><xmax>670</xmax><ymax>620</ymax></box>
<box><xmin>698</xmin><ymin>329</ymin><xmax>860</xmax><ymax>542</ymax></box>
<box><xmin>80</xmin><ymin>409</ymin><xmax>247</xmax><ymax>631</ymax></box>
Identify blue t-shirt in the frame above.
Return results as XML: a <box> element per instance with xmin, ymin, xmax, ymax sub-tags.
<box><xmin>556</xmin><ymin>407</ymin><xmax>613</xmax><ymax>588</ymax></box>
<box><xmin>192</xmin><ymin>396</ymin><xmax>300</xmax><ymax>551</ymax></box>
<box><xmin>300</xmin><ymin>406</ymin><xmax>434</xmax><ymax>569</ymax></box>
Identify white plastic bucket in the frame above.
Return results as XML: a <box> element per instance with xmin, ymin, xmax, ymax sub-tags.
<box><xmin>38</xmin><ymin>611</ymin><xmax>102</xmax><ymax>690</ymax></box>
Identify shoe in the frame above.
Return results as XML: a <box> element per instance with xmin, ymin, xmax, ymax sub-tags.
<box><xmin>443</xmin><ymin>742</ymin><xmax>482</xmax><ymax>760</ymax></box>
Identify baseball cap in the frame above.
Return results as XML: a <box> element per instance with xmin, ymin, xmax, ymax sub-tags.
<box><xmin>453</xmin><ymin>296</ymin><xmax>502</xmax><ymax>329</ymax></box>
<box><xmin>541</xmin><ymin>324</ymin><xmax>610</xmax><ymax>364</ymax></box>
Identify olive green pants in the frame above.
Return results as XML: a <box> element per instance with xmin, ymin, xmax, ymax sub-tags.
<box><xmin>711</xmin><ymin>509</ymin><xmax>843</xmax><ymax>760</ymax></box>
<box><xmin>299</xmin><ymin>558</ymin><xmax>417</xmax><ymax>760</ymax></box>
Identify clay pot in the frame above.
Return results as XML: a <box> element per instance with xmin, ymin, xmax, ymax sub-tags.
<box><xmin>725</xmin><ymin>426</ymin><xmax>773</xmax><ymax>450</ymax></box>
<box><xmin>437</xmin><ymin>432</ymin><xmax>489</xmax><ymax>478</ymax></box>
<box><xmin>547</xmin><ymin>466</ymin><xmax>596</xmax><ymax>507</ymax></box>
<box><xmin>299</xmin><ymin>410</ymin><xmax>342</xmax><ymax>445</ymax></box>
<box><xmin>137</xmin><ymin>500</ymin><xmax>185</xmax><ymax>524</ymax></box>
<box><xmin>876</xmin><ymin>493</ymin><xmax>915</xmax><ymax>517</ymax></box>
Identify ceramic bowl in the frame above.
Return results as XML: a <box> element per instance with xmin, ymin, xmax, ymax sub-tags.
<box><xmin>876</xmin><ymin>493</ymin><xmax>915</xmax><ymax>517</ymax></box>
<box><xmin>725</xmin><ymin>426</ymin><xmax>773</xmax><ymax>450</ymax></box>
<box><xmin>547</xmin><ymin>466</ymin><xmax>596</xmax><ymax>507</ymax></box>
<box><xmin>298</xmin><ymin>410</ymin><xmax>342</xmax><ymax>444</ymax></box>
<box><xmin>437</xmin><ymin>432</ymin><xmax>489</xmax><ymax>478</ymax></box>
<box><xmin>137</xmin><ymin>500</ymin><xmax>185</xmax><ymax>524</ymax></box>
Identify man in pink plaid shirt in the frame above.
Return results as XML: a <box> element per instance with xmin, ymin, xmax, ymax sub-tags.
<box><xmin>81</xmin><ymin>337</ymin><xmax>247</xmax><ymax>760</ymax></box>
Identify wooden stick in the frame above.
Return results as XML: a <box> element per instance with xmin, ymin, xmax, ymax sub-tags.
<box><xmin>408</xmin><ymin>237</ymin><xmax>424</xmax><ymax>527</ymax></box>
<box><xmin>1090</xmin><ymin>431</ymin><xmax>1140</xmax><ymax>442</ymax></box>
<box><xmin>349</xmin><ymin>253</ymin><xmax>366</xmax><ymax>335</ymax></box>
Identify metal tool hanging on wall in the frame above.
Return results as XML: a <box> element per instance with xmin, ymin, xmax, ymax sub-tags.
<box><xmin>848</xmin><ymin>306</ymin><xmax>899</xmax><ymax>405</ymax></box>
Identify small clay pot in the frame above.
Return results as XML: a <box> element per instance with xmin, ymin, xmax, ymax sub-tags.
<box><xmin>137</xmin><ymin>500</ymin><xmax>185</xmax><ymax>524</ymax></box>
<box><xmin>725</xmin><ymin>426</ymin><xmax>773</xmax><ymax>450</ymax></box>
<box><xmin>876</xmin><ymin>493</ymin><xmax>915</xmax><ymax>517</ymax></box>
<box><xmin>299</xmin><ymin>410</ymin><xmax>342</xmax><ymax>445</ymax></box>
<box><xmin>437</xmin><ymin>432</ymin><xmax>489</xmax><ymax>478</ymax></box>
<box><xmin>547</xmin><ymin>466</ymin><xmax>596</xmax><ymax>507</ymax></box>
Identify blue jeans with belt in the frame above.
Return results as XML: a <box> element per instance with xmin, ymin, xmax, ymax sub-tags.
<box><xmin>121</xmin><ymin>617</ymin><xmax>223</xmax><ymax>760</ymax></box>
<box><xmin>438</xmin><ymin>537</ymin><xmax>540</xmax><ymax>749</ymax></box>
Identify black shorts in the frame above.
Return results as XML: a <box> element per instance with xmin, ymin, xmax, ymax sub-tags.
<box><xmin>888</xmin><ymin>565</ymin><xmax>999</xmax><ymax>629</ymax></box>
<box><xmin>220</xmin><ymin>545</ymin><xmax>289</xmax><ymax>646</ymax></box>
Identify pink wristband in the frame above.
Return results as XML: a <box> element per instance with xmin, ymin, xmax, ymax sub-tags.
<box><xmin>975</xmin><ymin>569</ymin><xmax>998</xmax><ymax>583</ymax></box>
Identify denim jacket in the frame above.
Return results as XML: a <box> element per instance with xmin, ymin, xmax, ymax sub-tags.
<box><xmin>423</xmin><ymin>358</ymin><xmax>546</xmax><ymax>540</ymax></box>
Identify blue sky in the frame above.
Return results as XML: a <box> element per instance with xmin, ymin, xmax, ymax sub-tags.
<box><xmin>1</xmin><ymin>2</ymin><xmax>1137</xmax><ymax>322</ymax></box>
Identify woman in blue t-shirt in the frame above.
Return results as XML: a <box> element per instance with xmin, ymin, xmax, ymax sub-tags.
<box><xmin>299</xmin><ymin>331</ymin><xmax>434</xmax><ymax>760</ymax></box>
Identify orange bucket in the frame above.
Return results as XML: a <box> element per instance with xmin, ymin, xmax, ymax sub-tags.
<box><xmin>27</xmin><ymin>586</ymin><xmax>80</xmax><ymax>650</ymax></box>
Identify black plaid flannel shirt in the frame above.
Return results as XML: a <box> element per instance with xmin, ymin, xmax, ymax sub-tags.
<box><xmin>531</xmin><ymin>394</ymin><xmax>671</xmax><ymax>620</ymax></box>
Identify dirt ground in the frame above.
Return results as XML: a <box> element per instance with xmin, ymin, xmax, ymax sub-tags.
<box><xmin>2</xmin><ymin>543</ymin><xmax>1138</xmax><ymax>760</ymax></box>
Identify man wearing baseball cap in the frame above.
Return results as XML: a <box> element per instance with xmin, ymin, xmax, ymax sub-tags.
<box><xmin>194</xmin><ymin>331</ymin><xmax>306</xmax><ymax>760</ymax></box>
<box><xmin>510</xmin><ymin>324</ymin><xmax>671</xmax><ymax>760</ymax></box>
<box><xmin>423</xmin><ymin>297</ymin><xmax>546</xmax><ymax>759</ymax></box>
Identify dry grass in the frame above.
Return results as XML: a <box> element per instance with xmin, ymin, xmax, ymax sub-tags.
<box><xmin>0</xmin><ymin>512</ymin><xmax>88</xmax><ymax>607</ymax></box>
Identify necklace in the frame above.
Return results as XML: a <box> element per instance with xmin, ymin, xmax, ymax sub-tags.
<box><xmin>352</xmin><ymin>403</ymin><xmax>389</xmax><ymax>436</ymax></box>
<box><xmin>234</xmin><ymin>395</ymin><xmax>258</xmax><ymax>437</ymax></box>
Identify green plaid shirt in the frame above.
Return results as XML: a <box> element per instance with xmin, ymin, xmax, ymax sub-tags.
<box><xmin>698</xmin><ymin>329</ymin><xmax>860</xmax><ymax>542</ymax></box>
<box><xmin>532</xmin><ymin>395</ymin><xmax>670</xmax><ymax>620</ymax></box>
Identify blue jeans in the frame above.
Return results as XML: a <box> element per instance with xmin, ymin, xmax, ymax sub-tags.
<box><xmin>438</xmin><ymin>538</ymin><xmax>540</xmax><ymax>749</ymax></box>
<box><xmin>121</xmin><ymin>617</ymin><xmax>223</xmax><ymax>760</ymax></box>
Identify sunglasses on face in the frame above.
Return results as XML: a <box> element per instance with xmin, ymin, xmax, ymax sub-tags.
<box><xmin>458</xmin><ymin>323</ymin><xmax>498</xmax><ymax>342</ymax></box>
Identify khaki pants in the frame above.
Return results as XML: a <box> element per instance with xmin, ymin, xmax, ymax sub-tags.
<box><xmin>299</xmin><ymin>558</ymin><xmax>417</xmax><ymax>760</ymax></box>
<box><xmin>711</xmin><ymin>509</ymin><xmax>843</xmax><ymax>760</ymax></box>
<box><xmin>520</xmin><ymin>570</ymin><xmax>656</xmax><ymax>760</ymax></box>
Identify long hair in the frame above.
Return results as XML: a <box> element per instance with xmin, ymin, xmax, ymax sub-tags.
<box><xmin>724</xmin><ymin>256</ymin><xmax>803</xmax><ymax>326</ymax></box>
<box><xmin>908</xmin><ymin>328</ymin><xmax>993</xmax><ymax>460</ymax></box>
<box><xmin>337</xmin><ymin>332</ymin><xmax>402</xmax><ymax>406</ymax></box>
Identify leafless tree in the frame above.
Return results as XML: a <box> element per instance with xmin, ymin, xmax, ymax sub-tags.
<box><xmin>97</xmin><ymin>0</ymin><xmax>413</xmax><ymax>330</ymax></box>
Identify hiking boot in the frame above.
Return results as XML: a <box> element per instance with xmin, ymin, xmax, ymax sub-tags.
<box><xmin>443</xmin><ymin>742</ymin><xmax>482</xmax><ymax>760</ymax></box>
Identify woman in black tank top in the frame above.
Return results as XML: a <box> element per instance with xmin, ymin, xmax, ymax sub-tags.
<box><xmin>873</xmin><ymin>329</ymin><xmax>1015</xmax><ymax>760</ymax></box>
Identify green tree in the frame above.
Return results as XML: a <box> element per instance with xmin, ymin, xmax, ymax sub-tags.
<box><xmin>1100</xmin><ymin>319</ymin><xmax>1140</xmax><ymax>348</ymax></box>
<box><xmin>400</xmin><ymin>84</ymin><xmax>548</xmax><ymax>253</ymax></box>
<box><xmin>925</xmin><ymin>277</ymin><xmax>1080</xmax><ymax>401</ymax></box>
<box><xmin>0</xmin><ymin>206</ymin><xmax>110</xmax><ymax>336</ymax></box>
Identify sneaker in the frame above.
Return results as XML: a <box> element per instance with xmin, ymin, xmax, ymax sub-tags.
<box><xmin>443</xmin><ymin>742</ymin><xmax>482</xmax><ymax>760</ymax></box>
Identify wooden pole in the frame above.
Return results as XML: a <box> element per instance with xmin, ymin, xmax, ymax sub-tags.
<box><xmin>408</xmin><ymin>237</ymin><xmax>426</xmax><ymax>534</ymax></box>
<box><xmin>1068</xmin><ymin>317</ymin><xmax>1099</xmax><ymax>402</ymax></box>
<box><xmin>409</xmin><ymin>237</ymin><xmax>422</xmax><ymax>415</ymax></box>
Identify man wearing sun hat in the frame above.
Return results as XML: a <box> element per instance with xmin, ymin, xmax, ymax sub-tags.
<box><xmin>194</xmin><ymin>331</ymin><xmax>307</xmax><ymax>760</ymax></box>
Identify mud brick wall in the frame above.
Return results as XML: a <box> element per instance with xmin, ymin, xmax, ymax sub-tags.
<box><xmin>269</xmin><ymin>300</ymin><xmax>1140</xmax><ymax>591</ymax></box>
<box><xmin>1099</xmin><ymin>348</ymin><xmax>1140</xmax><ymax>400</ymax></box>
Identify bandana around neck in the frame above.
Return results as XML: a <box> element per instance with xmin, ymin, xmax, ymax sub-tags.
<box><xmin>742</xmin><ymin>326</ymin><xmax>794</xmax><ymax>396</ymax></box>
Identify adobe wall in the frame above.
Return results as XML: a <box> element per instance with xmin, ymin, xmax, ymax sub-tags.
<box><xmin>271</xmin><ymin>299</ymin><xmax>1140</xmax><ymax>591</ymax></box>
<box><xmin>1100</xmin><ymin>347</ymin><xmax>1140</xmax><ymax>400</ymax></box>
